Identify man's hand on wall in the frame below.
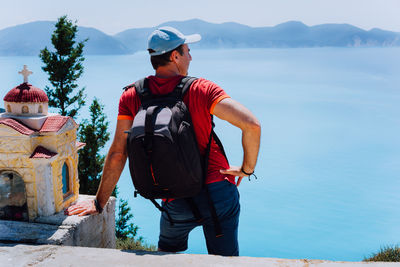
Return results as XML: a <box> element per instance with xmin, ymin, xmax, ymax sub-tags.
<box><xmin>64</xmin><ymin>200</ymin><xmax>97</xmax><ymax>216</ymax></box>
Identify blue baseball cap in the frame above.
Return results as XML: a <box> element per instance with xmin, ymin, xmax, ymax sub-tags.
<box><xmin>147</xmin><ymin>26</ymin><xmax>201</xmax><ymax>56</ymax></box>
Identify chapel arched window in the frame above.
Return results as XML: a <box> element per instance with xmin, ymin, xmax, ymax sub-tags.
<box><xmin>22</xmin><ymin>106</ymin><xmax>29</xmax><ymax>114</ymax></box>
<box><xmin>62</xmin><ymin>162</ymin><xmax>70</xmax><ymax>196</ymax></box>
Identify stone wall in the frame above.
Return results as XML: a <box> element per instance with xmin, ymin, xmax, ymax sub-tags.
<box><xmin>0</xmin><ymin>195</ymin><xmax>116</xmax><ymax>248</ymax></box>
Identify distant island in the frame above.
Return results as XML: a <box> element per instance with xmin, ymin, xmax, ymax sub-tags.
<box><xmin>0</xmin><ymin>19</ymin><xmax>399</xmax><ymax>56</ymax></box>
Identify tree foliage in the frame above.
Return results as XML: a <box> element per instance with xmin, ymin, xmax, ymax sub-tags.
<box><xmin>39</xmin><ymin>15</ymin><xmax>86</xmax><ymax>119</ymax></box>
<box><xmin>115</xmin><ymin>198</ymin><xmax>155</xmax><ymax>250</ymax></box>
<box><xmin>115</xmin><ymin>198</ymin><xmax>141</xmax><ymax>240</ymax></box>
<box><xmin>78</xmin><ymin>98</ymin><xmax>110</xmax><ymax>195</ymax></box>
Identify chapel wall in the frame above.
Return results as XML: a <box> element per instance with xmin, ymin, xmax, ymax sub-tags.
<box><xmin>31</xmin><ymin>160</ymin><xmax>56</xmax><ymax>217</ymax></box>
<box><xmin>31</xmin><ymin>135</ymin><xmax>58</xmax><ymax>153</ymax></box>
<box><xmin>0</xmin><ymin>127</ymin><xmax>80</xmax><ymax>219</ymax></box>
<box><xmin>51</xmin><ymin>129</ymin><xmax>80</xmax><ymax>212</ymax></box>
<box><xmin>0</xmin><ymin>142</ymin><xmax>38</xmax><ymax>220</ymax></box>
<box><xmin>5</xmin><ymin>101</ymin><xmax>48</xmax><ymax>116</ymax></box>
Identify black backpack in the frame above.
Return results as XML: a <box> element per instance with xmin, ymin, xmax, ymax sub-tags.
<box><xmin>125</xmin><ymin>76</ymin><xmax>227</xmax><ymax>237</ymax></box>
<box><xmin>126</xmin><ymin>76</ymin><xmax>203</xmax><ymax>200</ymax></box>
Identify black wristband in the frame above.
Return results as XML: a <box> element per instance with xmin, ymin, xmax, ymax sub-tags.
<box><xmin>241</xmin><ymin>167</ymin><xmax>254</xmax><ymax>176</ymax></box>
<box><xmin>94</xmin><ymin>198</ymin><xmax>103</xmax><ymax>214</ymax></box>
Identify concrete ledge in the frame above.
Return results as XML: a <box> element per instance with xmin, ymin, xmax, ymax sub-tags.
<box><xmin>0</xmin><ymin>195</ymin><xmax>116</xmax><ymax>248</ymax></box>
<box><xmin>0</xmin><ymin>243</ymin><xmax>396</xmax><ymax>267</ymax></box>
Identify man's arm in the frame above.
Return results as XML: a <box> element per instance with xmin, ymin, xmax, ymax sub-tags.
<box><xmin>213</xmin><ymin>98</ymin><xmax>261</xmax><ymax>185</ymax></box>
<box><xmin>65</xmin><ymin>119</ymin><xmax>133</xmax><ymax>215</ymax></box>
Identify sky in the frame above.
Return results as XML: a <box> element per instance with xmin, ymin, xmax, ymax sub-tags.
<box><xmin>0</xmin><ymin>0</ymin><xmax>399</xmax><ymax>34</ymax></box>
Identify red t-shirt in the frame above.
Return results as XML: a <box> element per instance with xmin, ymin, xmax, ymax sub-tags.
<box><xmin>118</xmin><ymin>75</ymin><xmax>235</xmax><ymax>185</ymax></box>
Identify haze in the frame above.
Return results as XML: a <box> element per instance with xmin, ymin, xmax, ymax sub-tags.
<box><xmin>0</xmin><ymin>0</ymin><xmax>399</xmax><ymax>34</ymax></box>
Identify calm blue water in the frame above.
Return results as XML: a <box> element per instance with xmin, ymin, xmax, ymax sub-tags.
<box><xmin>1</xmin><ymin>47</ymin><xmax>399</xmax><ymax>261</ymax></box>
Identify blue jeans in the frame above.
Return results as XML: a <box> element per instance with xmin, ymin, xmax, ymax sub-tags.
<box><xmin>158</xmin><ymin>180</ymin><xmax>240</xmax><ymax>256</ymax></box>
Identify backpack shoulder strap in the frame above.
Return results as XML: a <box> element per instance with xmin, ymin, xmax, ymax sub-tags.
<box><xmin>211</xmin><ymin>119</ymin><xmax>228</xmax><ymax>161</ymax></box>
<box><xmin>181</xmin><ymin>76</ymin><xmax>198</xmax><ymax>96</ymax></box>
<box><xmin>123</xmin><ymin>83</ymin><xmax>135</xmax><ymax>91</ymax></box>
<box><xmin>134</xmin><ymin>78</ymin><xmax>152</xmax><ymax>103</ymax></box>
<box><xmin>172</xmin><ymin>76</ymin><xmax>198</xmax><ymax>98</ymax></box>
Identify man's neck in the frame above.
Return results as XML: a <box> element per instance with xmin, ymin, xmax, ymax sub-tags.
<box><xmin>155</xmin><ymin>66</ymin><xmax>182</xmax><ymax>78</ymax></box>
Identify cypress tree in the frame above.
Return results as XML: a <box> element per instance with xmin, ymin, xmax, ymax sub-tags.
<box><xmin>39</xmin><ymin>15</ymin><xmax>86</xmax><ymax>119</ymax></box>
<box><xmin>78</xmin><ymin>98</ymin><xmax>110</xmax><ymax>195</ymax></box>
<box><xmin>115</xmin><ymin>198</ymin><xmax>140</xmax><ymax>240</ymax></box>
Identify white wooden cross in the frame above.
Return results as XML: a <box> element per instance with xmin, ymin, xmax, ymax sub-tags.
<box><xmin>19</xmin><ymin>65</ymin><xmax>33</xmax><ymax>83</ymax></box>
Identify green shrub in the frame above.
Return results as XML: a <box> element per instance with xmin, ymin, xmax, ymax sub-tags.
<box><xmin>364</xmin><ymin>245</ymin><xmax>400</xmax><ymax>262</ymax></box>
<box><xmin>116</xmin><ymin>237</ymin><xmax>157</xmax><ymax>251</ymax></box>
<box><xmin>115</xmin><ymin>198</ymin><xmax>156</xmax><ymax>251</ymax></box>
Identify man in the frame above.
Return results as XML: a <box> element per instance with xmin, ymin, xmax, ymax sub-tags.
<box><xmin>66</xmin><ymin>27</ymin><xmax>261</xmax><ymax>256</ymax></box>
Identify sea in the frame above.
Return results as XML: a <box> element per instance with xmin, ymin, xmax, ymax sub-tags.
<box><xmin>0</xmin><ymin>47</ymin><xmax>399</xmax><ymax>261</ymax></box>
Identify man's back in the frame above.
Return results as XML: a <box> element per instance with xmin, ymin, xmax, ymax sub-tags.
<box><xmin>119</xmin><ymin>75</ymin><xmax>235</xmax><ymax>184</ymax></box>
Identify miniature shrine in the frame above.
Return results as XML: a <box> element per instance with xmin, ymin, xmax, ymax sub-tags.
<box><xmin>0</xmin><ymin>65</ymin><xmax>83</xmax><ymax>221</ymax></box>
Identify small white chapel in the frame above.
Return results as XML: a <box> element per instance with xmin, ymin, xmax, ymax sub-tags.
<box><xmin>0</xmin><ymin>65</ymin><xmax>83</xmax><ymax>221</ymax></box>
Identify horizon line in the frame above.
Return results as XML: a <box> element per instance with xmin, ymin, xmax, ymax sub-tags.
<box><xmin>1</xmin><ymin>18</ymin><xmax>399</xmax><ymax>36</ymax></box>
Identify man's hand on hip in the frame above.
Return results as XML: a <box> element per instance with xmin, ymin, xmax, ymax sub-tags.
<box><xmin>220</xmin><ymin>166</ymin><xmax>245</xmax><ymax>186</ymax></box>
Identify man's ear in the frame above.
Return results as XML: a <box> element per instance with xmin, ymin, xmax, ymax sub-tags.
<box><xmin>170</xmin><ymin>50</ymin><xmax>179</xmax><ymax>62</ymax></box>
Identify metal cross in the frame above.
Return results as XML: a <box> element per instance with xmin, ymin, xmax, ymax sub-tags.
<box><xmin>18</xmin><ymin>65</ymin><xmax>33</xmax><ymax>83</ymax></box>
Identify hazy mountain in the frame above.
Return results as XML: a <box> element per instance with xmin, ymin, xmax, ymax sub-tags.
<box><xmin>0</xmin><ymin>19</ymin><xmax>399</xmax><ymax>56</ymax></box>
<box><xmin>0</xmin><ymin>21</ymin><xmax>130</xmax><ymax>56</ymax></box>
<box><xmin>115</xmin><ymin>19</ymin><xmax>400</xmax><ymax>51</ymax></box>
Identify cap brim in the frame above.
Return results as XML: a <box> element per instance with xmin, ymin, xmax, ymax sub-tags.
<box><xmin>184</xmin><ymin>34</ymin><xmax>201</xmax><ymax>44</ymax></box>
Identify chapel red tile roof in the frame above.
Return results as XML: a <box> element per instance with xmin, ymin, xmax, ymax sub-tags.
<box><xmin>30</xmin><ymin>146</ymin><xmax>58</xmax><ymax>159</ymax></box>
<box><xmin>0</xmin><ymin>115</ymin><xmax>73</xmax><ymax>135</ymax></box>
<box><xmin>39</xmin><ymin>115</ymin><xmax>69</xmax><ymax>132</ymax></box>
<box><xmin>0</xmin><ymin>118</ymin><xmax>35</xmax><ymax>135</ymax></box>
<box><xmin>3</xmin><ymin>83</ymin><xmax>49</xmax><ymax>103</ymax></box>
